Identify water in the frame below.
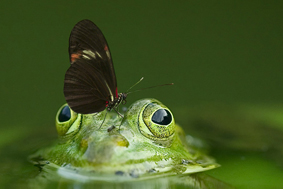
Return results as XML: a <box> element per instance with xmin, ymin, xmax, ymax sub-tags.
<box><xmin>1</xmin><ymin>104</ymin><xmax>283</xmax><ymax>188</ymax></box>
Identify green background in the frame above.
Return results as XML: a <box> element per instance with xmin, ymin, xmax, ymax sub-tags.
<box><xmin>1</xmin><ymin>1</ymin><xmax>283</xmax><ymax>188</ymax></box>
<box><xmin>2</xmin><ymin>0</ymin><xmax>283</xmax><ymax>127</ymax></box>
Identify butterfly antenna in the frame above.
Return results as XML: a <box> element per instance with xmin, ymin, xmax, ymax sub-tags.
<box><xmin>127</xmin><ymin>83</ymin><xmax>174</xmax><ymax>94</ymax></box>
<box><xmin>126</xmin><ymin>77</ymin><xmax>144</xmax><ymax>93</ymax></box>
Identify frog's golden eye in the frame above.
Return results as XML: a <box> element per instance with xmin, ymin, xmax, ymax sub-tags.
<box><xmin>56</xmin><ymin>104</ymin><xmax>81</xmax><ymax>136</ymax></box>
<box><xmin>139</xmin><ymin>102</ymin><xmax>175</xmax><ymax>141</ymax></box>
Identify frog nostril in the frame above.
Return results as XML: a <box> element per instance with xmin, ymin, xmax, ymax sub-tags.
<box><xmin>59</xmin><ymin>105</ymin><xmax>71</xmax><ymax>122</ymax></box>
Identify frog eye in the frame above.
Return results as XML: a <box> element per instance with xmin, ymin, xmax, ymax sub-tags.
<box><xmin>139</xmin><ymin>103</ymin><xmax>175</xmax><ymax>140</ymax></box>
<box><xmin>58</xmin><ymin>105</ymin><xmax>71</xmax><ymax>122</ymax></box>
<box><xmin>151</xmin><ymin>109</ymin><xmax>172</xmax><ymax>125</ymax></box>
<box><xmin>56</xmin><ymin>104</ymin><xmax>81</xmax><ymax>136</ymax></box>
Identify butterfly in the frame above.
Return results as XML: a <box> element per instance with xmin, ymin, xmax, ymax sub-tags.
<box><xmin>64</xmin><ymin>19</ymin><xmax>127</xmax><ymax>114</ymax></box>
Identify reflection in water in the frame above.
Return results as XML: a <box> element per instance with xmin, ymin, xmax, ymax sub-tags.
<box><xmin>180</xmin><ymin>104</ymin><xmax>283</xmax><ymax>168</ymax></box>
<box><xmin>28</xmin><ymin>162</ymin><xmax>233</xmax><ymax>189</ymax></box>
<box><xmin>175</xmin><ymin>104</ymin><xmax>283</xmax><ymax>188</ymax></box>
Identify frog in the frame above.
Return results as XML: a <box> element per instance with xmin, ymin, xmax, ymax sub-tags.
<box><xmin>30</xmin><ymin>98</ymin><xmax>219</xmax><ymax>184</ymax></box>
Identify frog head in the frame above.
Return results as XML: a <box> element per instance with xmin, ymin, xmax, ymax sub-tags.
<box><xmin>35</xmin><ymin>99</ymin><xmax>218</xmax><ymax>180</ymax></box>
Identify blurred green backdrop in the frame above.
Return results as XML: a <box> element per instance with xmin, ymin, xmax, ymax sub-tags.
<box><xmin>1</xmin><ymin>1</ymin><xmax>283</xmax><ymax>129</ymax></box>
<box><xmin>1</xmin><ymin>1</ymin><xmax>283</xmax><ymax>188</ymax></box>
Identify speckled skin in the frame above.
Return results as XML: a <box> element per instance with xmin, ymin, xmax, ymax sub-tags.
<box><xmin>32</xmin><ymin>99</ymin><xmax>218</xmax><ymax>179</ymax></box>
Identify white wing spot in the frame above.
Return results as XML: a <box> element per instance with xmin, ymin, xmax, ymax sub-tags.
<box><xmin>83</xmin><ymin>50</ymin><xmax>96</xmax><ymax>59</ymax></box>
<box><xmin>105</xmin><ymin>81</ymin><xmax>114</xmax><ymax>101</ymax></box>
<box><xmin>82</xmin><ymin>54</ymin><xmax>91</xmax><ymax>60</ymax></box>
<box><xmin>96</xmin><ymin>51</ymin><xmax>102</xmax><ymax>58</ymax></box>
<box><xmin>106</xmin><ymin>50</ymin><xmax>110</xmax><ymax>59</ymax></box>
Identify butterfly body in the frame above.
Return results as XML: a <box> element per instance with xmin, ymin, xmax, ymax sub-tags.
<box><xmin>106</xmin><ymin>93</ymin><xmax>127</xmax><ymax>111</ymax></box>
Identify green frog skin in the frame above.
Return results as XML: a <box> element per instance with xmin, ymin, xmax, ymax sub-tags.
<box><xmin>31</xmin><ymin>99</ymin><xmax>218</xmax><ymax>181</ymax></box>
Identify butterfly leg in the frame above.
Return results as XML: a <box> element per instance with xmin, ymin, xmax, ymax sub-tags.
<box><xmin>113</xmin><ymin>108</ymin><xmax>124</xmax><ymax>118</ymax></box>
<box><xmin>97</xmin><ymin>111</ymin><xmax>108</xmax><ymax>130</ymax></box>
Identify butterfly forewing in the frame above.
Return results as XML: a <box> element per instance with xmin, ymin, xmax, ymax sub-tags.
<box><xmin>64</xmin><ymin>19</ymin><xmax>118</xmax><ymax>114</ymax></box>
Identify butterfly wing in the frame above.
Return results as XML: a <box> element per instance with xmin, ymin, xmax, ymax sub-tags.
<box><xmin>64</xmin><ymin>19</ymin><xmax>117</xmax><ymax>114</ymax></box>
